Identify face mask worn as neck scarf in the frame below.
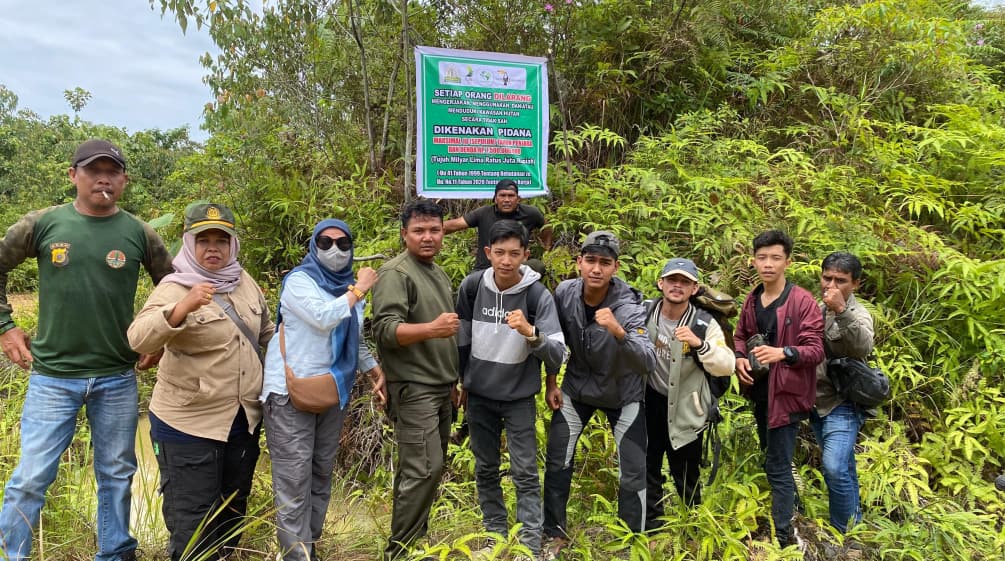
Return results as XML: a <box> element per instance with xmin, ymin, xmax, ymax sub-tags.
<box><xmin>317</xmin><ymin>245</ymin><xmax>351</xmax><ymax>272</ymax></box>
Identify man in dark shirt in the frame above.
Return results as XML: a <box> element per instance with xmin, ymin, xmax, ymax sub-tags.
<box><xmin>733</xmin><ymin>230</ymin><xmax>824</xmax><ymax>549</ymax></box>
<box><xmin>443</xmin><ymin>179</ymin><xmax>551</xmax><ymax>272</ymax></box>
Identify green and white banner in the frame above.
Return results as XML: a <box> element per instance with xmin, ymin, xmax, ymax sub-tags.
<box><xmin>415</xmin><ymin>46</ymin><xmax>549</xmax><ymax>199</ymax></box>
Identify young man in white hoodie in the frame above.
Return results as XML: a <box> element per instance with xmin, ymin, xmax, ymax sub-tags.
<box><xmin>455</xmin><ymin>220</ymin><xmax>565</xmax><ymax>558</ymax></box>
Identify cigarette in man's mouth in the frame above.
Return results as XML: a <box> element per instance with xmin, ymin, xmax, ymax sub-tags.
<box><xmin>102</xmin><ymin>191</ymin><xmax>110</xmax><ymax>200</ymax></box>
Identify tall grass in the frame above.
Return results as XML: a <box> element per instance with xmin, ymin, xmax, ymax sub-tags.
<box><xmin>2</xmin><ymin>272</ymin><xmax>1004</xmax><ymax>560</ymax></box>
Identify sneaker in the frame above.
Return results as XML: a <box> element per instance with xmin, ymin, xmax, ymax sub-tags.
<box><xmin>473</xmin><ymin>538</ymin><xmax>498</xmax><ymax>560</ymax></box>
<box><xmin>542</xmin><ymin>537</ymin><xmax>568</xmax><ymax>561</ymax></box>
<box><xmin>118</xmin><ymin>551</ymin><xmax>137</xmax><ymax>561</ymax></box>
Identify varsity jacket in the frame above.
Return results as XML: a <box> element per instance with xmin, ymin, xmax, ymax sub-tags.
<box><xmin>644</xmin><ymin>300</ymin><xmax>734</xmax><ymax>449</ymax></box>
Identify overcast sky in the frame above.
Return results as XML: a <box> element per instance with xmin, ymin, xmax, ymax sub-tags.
<box><xmin>3</xmin><ymin>1</ymin><xmax>1003</xmax><ymax>145</ymax></box>
<box><xmin>0</xmin><ymin>0</ymin><xmax>216</xmax><ymax>140</ymax></box>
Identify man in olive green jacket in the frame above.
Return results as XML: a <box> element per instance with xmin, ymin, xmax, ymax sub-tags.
<box><xmin>372</xmin><ymin>199</ymin><xmax>460</xmax><ymax>560</ymax></box>
<box><xmin>811</xmin><ymin>251</ymin><xmax>875</xmax><ymax>534</ymax></box>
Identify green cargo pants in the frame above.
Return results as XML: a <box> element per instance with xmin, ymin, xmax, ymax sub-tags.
<box><xmin>383</xmin><ymin>381</ymin><xmax>453</xmax><ymax>560</ymax></box>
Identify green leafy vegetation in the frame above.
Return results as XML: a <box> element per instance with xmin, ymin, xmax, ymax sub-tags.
<box><xmin>1</xmin><ymin>0</ymin><xmax>1004</xmax><ymax>558</ymax></box>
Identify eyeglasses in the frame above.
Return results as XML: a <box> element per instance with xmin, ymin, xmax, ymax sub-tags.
<box><xmin>317</xmin><ymin>235</ymin><xmax>352</xmax><ymax>251</ymax></box>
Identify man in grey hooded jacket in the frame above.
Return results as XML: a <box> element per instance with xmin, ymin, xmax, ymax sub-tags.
<box><xmin>542</xmin><ymin>231</ymin><xmax>657</xmax><ymax>556</ymax></box>
<box><xmin>456</xmin><ymin>220</ymin><xmax>565</xmax><ymax>557</ymax></box>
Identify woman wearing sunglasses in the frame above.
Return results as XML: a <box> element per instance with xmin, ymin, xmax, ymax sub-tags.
<box><xmin>127</xmin><ymin>202</ymin><xmax>274</xmax><ymax>561</ymax></box>
<box><xmin>260</xmin><ymin>219</ymin><xmax>386</xmax><ymax>561</ymax></box>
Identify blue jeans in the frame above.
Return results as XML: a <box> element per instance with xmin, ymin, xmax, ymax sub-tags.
<box><xmin>467</xmin><ymin>394</ymin><xmax>542</xmax><ymax>554</ymax></box>
<box><xmin>0</xmin><ymin>371</ymin><xmax>139</xmax><ymax>561</ymax></box>
<box><xmin>811</xmin><ymin>402</ymin><xmax>865</xmax><ymax>533</ymax></box>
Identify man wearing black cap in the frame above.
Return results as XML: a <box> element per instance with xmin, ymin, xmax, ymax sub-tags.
<box><xmin>0</xmin><ymin>139</ymin><xmax>173</xmax><ymax>561</ymax></box>
<box><xmin>443</xmin><ymin>178</ymin><xmax>551</xmax><ymax>272</ymax></box>
<box><xmin>642</xmin><ymin>258</ymin><xmax>734</xmax><ymax>524</ymax></box>
<box><xmin>541</xmin><ymin>231</ymin><xmax>656</xmax><ymax>558</ymax></box>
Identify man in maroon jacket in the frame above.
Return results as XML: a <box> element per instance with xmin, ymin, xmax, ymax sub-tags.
<box><xmin>733</xmin><ymin>230</ymin><xmax>824</xmax><ymax>548</ymax></box>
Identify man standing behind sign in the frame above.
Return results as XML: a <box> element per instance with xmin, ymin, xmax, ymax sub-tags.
<box><xmin>444</xmin><ymin>179</ymin><xmax>552</xmax><ymax>272</ymax></box>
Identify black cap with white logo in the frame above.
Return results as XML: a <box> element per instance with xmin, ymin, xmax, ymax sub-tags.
<box><xmin>72</xmin><ymin>139</ymin><xmax>127</xmax><ymax>170</ymax></box>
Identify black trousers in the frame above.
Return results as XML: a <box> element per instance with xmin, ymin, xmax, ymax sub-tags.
<box><xmin>543</xmin><ymin>394</ymin><xmax>647</xmax><ymax>537</ymax></box>
<box><xmin>153</xmin><ymin>424</ymin><xmax>261</xmax><ymax>561</ymax></box>
<box><xmin>752</xmin><ymin>399</ymin><xmax>804</xmax><ymax>544</ymax></box>
<box><xmin>644</xmin><ymin>385</ymin><xmax>703</xmax><ymax>530</ymax></box>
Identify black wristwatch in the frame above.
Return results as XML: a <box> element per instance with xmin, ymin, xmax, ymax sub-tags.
<box><xmin>782</xmin><ymin>346</ymin><xmax>798</xmax><ymax>365</ymax></box>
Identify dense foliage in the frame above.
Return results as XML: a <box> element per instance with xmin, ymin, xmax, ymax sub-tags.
<box><xmin>1</xmin><ymin>0</ymin><xmax>1005</xmax><ymax>559</ymax></box>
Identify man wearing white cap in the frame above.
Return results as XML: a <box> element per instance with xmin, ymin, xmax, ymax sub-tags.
<box><xmin>642</xmin><ymin>258</ymin><xmax>734</xmax><ymax>528</ymax></box>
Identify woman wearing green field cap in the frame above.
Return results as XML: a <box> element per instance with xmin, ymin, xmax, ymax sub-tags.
<box><xmin>128</xmin><ymin>202</ymin><xmax>274</xmax><ymax>561</ymax></box>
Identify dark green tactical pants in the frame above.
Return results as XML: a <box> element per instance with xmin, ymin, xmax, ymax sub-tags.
<box><xmin>383</xmin><ymin>381</ymin><xmax>452</xmax><ymax>560</ymax></box>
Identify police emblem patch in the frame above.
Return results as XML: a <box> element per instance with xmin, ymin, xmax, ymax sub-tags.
<box><xmin>50</xmin><ymin>243</ymin><xmax>70</xmax><ymax>267</ymax></box>
<box><xmin>105</xmin><ymin>250</ymin><xmax>127</xmax><ymax>269</ymax></box>
<box><xmin>206</xmin><ymin>206</ymin><xmax>222</xmax><ymax>220</ymax></box>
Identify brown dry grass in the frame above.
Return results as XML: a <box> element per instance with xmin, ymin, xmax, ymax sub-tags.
<box><xmin>6</xmin><ymin>292</ymin><xmax>38</xmax><ymax>316</ymax></box>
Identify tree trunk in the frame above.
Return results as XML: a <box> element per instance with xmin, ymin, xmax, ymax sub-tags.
<box><xmin>348</xmin><ymin>0</ymin><xmax>377</xmax><ymax>173</ymax></box>
<box><xmin>378</xmin><ymin>55</ymin><xmax>401</xmax><ymax>170</ymax></box>
<box><xmin>402</xmin><ymin>0</ymin><xmax>413</xmax><ymax>203</ymax></box>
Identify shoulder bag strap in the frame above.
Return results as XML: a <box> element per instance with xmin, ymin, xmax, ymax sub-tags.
<box><xmin>279</xmin><ymin>322</ymin><xmax>291</xmax><ymax>369</ymax></box>
<box><xmin>212</xmin><ymin>293</ymin><xmax>262</xmax><ymax>363</ymax></box>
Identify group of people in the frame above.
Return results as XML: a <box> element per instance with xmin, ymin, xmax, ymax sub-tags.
<box><xmin>0</xmin><ymin>141</ymin><xmax>873</xmax><ymax>561</ymax></box>
<box><xmin>0</xmin><ymin>139</ymin><xmax>384</xmax><ymax>561</ymax></box>
<box><xmin>391</xmin><ymin>181</ymin><xmax>874</xmax><ymax>558</ymax></box>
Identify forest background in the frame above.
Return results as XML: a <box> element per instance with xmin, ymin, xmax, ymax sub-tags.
<box><xmin>1</xmin><ymin>0</ymin><xmax>1005</xmax><ymax>559</ymax></box>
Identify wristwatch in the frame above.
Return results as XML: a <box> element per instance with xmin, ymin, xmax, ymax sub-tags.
<box><xmin>782</xmin><ymin>346</ymin><xmax>798</xmax><ymax>365</ymax></box>
<box><xmin>525</xmin><ymin>326</ymin><xmax>541</xmax><ymax>344</ymax></box>
<box><xmin>347</xmin><ymin>284</ymin><xmax>366</xmax><ymax>299</ymax></box>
